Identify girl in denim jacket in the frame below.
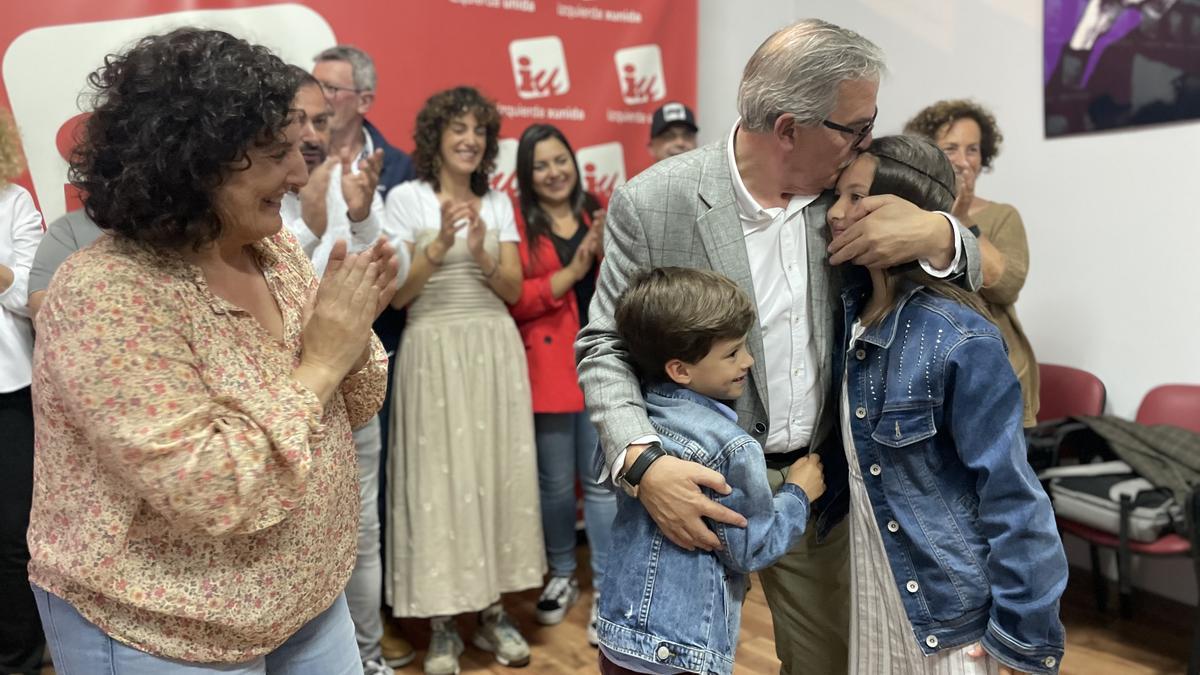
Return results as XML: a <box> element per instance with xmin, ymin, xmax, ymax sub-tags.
<box><xmin>827</xmin><ymin>135</ymin><xmax>1067</xmax><ymax>675</ymax></box>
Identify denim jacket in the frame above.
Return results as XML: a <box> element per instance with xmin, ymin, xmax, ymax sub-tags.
<box><xmin>597</xmin><ymin>384</ymin><xmax>811</xmax><ymax>675</ymax></box>
<box><xmin>841</xmin><ymin>281</ymin><xmax>1067</xmax><ymax>674</ymax></box>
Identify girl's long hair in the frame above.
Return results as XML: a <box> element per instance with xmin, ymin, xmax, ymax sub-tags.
<box><xmin>860</xmin><ymin>135</ymin><xmax>992</xmax><ymax>326</ymax></box>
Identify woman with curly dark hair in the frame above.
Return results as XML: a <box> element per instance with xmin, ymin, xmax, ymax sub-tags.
<box><xmin>27</xmin><ymin>28</ymin><xmax>399</xmax><ymax>673</ymax></box>
<box><xmin>383</xmin><ymin>87</ymin><xmax>543</xmax><ymax>675</ymax></box>
<box><xmin>904</xmin><ymin>100</ymin><xmax>1040</xmax><ymax>427</ymax></box>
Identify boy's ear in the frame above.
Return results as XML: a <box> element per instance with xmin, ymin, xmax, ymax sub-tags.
<box><xmin>664</xmin><ymin>359</ymin><xmax>691</xmax><ymax>386</ymax></box>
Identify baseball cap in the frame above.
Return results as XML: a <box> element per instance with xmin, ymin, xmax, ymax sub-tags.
<box><xmin>650</xmin><ymin>102</ymin><xmax>698</xmax><ymax>139</ymax></box>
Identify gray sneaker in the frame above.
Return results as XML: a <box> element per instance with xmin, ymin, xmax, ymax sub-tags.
<box><xmin>472</xmin><ymin>605</ymin><xmax>531</xmax><ymax>668</ymax></box>
<box><xmin>423</xmin><ymin>619</ymin><xmax>464</xmax><ymax>675</ymax></box>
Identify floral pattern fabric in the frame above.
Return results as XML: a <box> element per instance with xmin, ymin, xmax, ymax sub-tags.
<box><xmin>28</xmin><ymin>230</ymin><xmax>386</xmax><ymax>663</ymax></box>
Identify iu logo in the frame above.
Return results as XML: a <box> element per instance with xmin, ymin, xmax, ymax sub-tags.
<box><xmin>575</xmin><ymin>142</ymin><xmax>626</xmax><ymax>203</ymax></box>
<box><xmin>508</xmin><ymin>36</ymin><xmax>570</xmax><ymax>100</ymax></box>
<box><xmin>613</xmin><ymin>44</ymin><xmax>666</xmax><ymax>105</ymax></box>
<box><xmin>488</xmin><ymin>138</ymin><xmax>520</xmax><ymax>201</ymax></box>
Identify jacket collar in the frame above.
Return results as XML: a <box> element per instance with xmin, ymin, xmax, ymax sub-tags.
<box><xmin>841</xmin><ymin>274</ymin><xmax>925</xmax><ymax>349</ymax></box>
<box><xmin>646</xmin><ymin>382</ymin><xmax>739</xmax><ymax>423</ymax></box>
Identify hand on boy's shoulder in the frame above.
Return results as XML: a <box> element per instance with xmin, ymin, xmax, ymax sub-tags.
<box><xmin>637</xmin><ymin>453</ymin><xmax>749</xmax><ymax>552</ymax></box>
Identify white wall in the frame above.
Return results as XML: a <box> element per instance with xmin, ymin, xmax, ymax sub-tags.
<box><xmin>699</xmin><ymin>0</ymin><xmax>1200</xmax><ymax>605</ymax></box>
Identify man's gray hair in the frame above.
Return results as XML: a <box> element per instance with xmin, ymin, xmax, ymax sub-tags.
<box><xmin>737</xmin><ymin>19</ymin><xmax>886</xmax><ymax>133</ymax></box>
<box><xmin>314</xmin><ymin>45</ymin><xmax>377</xmax><ymax>92</ymax></box>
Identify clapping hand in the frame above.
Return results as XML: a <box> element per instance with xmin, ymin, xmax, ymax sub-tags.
<box><xmin>298</xmin><ymin>156</ymin><xmax>337</xmax><ymax>237</ymax></box>
<box><xmin>342</xmin><ymin>148</ymin><xmax>384</xmax><ymax>223</ymax></box>
<box><xmin>300</xmin><ymin>239</ymin><xmax>390</xmax><ymax>380</ymax></box>
<box><xmin>950</xmin><ymin>166</ymin><xmax>976</xmax><ymax>223</ymax></box>
<box><xmin>426</xmin><ymin>200</ymin><xmax>474</xmax><ymax>264</ymax></box>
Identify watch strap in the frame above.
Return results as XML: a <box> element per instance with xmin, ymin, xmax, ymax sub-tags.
<box><xmin>624</xmin><ymin>443</ymin><xmax>666</xmax><ymax>487</ymax></box>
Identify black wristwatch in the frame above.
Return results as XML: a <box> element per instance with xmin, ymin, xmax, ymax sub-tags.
<box><xmin>619</xmin><ymin>442</ymin><xmax>667</xmax><ymax>497</ymax></box>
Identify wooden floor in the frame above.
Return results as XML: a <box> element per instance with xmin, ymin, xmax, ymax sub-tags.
<box><xmin>38</xmin><ymin>551</ymin><xmax>1193</xmax><ymax>674</ymax></box>
<box><xmin>384</xmin><ymin>549</ymin><xmax>1193</xmax><ymax>675</ymax></box>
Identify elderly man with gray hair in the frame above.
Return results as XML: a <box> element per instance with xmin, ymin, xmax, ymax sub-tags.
<box><xmin>577</xmin><ymin>19</ymin><xmax>981</xmax><ymax>674</ymax></box>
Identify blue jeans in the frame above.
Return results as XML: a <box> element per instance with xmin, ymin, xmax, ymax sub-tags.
<box><xmin>33</xmin><ymin>586</ymin><xmax>362</xmax><ymax>674</ymax></box>
<box><xmin>534</xmin><ymin>412</ymin><xmax>617</xmax><ymax>585</ymax></box>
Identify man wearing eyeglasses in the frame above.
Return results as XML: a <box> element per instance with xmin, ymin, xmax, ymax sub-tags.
<box><xmin>313</xmin><ymin>46</ymin><xmax>415</xmax><ymax>201</ymax></box>
<box><xmin>577</xmin><ymin>19</ymin><xmax>981</xmax><ymax>675</ymax></box>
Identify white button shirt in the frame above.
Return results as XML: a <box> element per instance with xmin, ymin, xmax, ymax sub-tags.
<box><xmin>0</xmin><ymin>184</ymin><xmax>44</xmax><ymax>392</ymax></box>
<box><xmin>726</xmin><ymin>125</ymin><xmax>823</xmax><ymax>453</ymax></box>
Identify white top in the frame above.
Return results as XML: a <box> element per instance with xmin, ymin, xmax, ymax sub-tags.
<box><xmin>282</xmin><ymin>161</ymin><xmax>408</xmax><ymax>281</ymax></box>
<box><xmin>0</xmin><ymin>184</ymin><xmax>45</xmax><ymax>392</ymax></box>
<box><xmin>384</xmin><ymin>180</ymin><xmax>520</xmax><ymax>245</ymax></box>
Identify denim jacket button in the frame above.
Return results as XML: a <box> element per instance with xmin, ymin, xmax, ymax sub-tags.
<box><xmin>906</xmin><ymin>579</ymin><xmax>919</xmax><ymax>593</ymax></box>
<box><xmin>655</xmin><ymin>645</ymin><xmax>671</xmax><ymax>661</ymax></box>
<box><xmin>854</xmin><ymin>348</ymin><xmax>866</xmax><ymax>360</ymax></box>
<box><xmin>887</xmin><ymin>520</ymin><xmax>899</xmax><ymax>533</ymax></box>
<box><xmin>869</xmin><ymin>464</ymin><xmax>882</xmax><ymax>476</ymax></box>
<box><xmin>1043</xmin><ymin>656</ymin><xmax>1057</xmax><ymax>668</ymax></box>
<box><xmin>855</xmin><ymin>406</ymin><xmax>867</xmax><ymax>419</ymax></box>
<box><xmin>925</xmin><ymin>634</ymin><xmax>939</xmax><ymax>648</ymax></box>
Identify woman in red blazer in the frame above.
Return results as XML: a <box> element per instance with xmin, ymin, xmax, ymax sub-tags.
<box><xmin>509</xmin><ymin>124</ymin><xmax>615</xmax><ymax>646</ymax></box>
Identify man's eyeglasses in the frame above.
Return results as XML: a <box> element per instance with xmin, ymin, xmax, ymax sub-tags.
<box><xmin>318</xmin><ymin>81</ymin><xmax>362</xmax><ymax>97</ymax></box>
<box><xmin>822</xmin><ymin>107</ymin><xmax>877</xmax><ymax>148</ymax></box>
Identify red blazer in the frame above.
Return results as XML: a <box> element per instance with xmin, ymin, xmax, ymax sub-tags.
<box><xmin>509</xmin><ymin>194</ymin><xmax>605</xmax><ymax>414</ymax></box>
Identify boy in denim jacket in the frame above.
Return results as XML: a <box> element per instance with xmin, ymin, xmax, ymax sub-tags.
<box><xmin>596</xmin><ymin>267</ymin><xmax>825</xmax><ymax>675</ymax></box>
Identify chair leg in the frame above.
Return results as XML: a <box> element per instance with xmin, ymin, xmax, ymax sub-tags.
<box><xmin>1190</xmin><ymin>606</ymin><xmax>1200</xmax><ymax>675</ymax></box>
<box><xmin>1118</xmin><ymin>495</ymin><xmax>1134</xmax><ymax>619</ymax></box>
<box><xmin>1089</xmin><ymin>543</ymin><xmax>1107</xmax><ymax>612</ymax></box>
<box><xmin>1187</xmin><ymin>490</ymin><xmax>1200</xmax><ymax>675</ymax></box>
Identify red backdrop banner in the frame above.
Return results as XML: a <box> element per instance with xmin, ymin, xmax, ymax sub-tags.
<box><xmin>0</xmin><ymin>0</ymin><xmax>697</xmax><ymax>224</ymax></box>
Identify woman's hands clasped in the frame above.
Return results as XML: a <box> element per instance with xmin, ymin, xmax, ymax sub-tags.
<box><xmin>300</xmin><ymin>237</ymin><xmax>399</xmax><ymax>386</ymax></box>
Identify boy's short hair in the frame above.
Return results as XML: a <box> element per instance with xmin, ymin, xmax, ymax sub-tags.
<box><xmin>614</xmin><ymin>267</ymin><xmax>756</xmax><ymax>382</ymax></box>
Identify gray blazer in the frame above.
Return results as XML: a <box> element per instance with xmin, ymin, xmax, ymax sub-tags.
<box><xmin>575</xmin><ymin>140</ymin><xmax>980</xmax><ymax>509</ymax></box>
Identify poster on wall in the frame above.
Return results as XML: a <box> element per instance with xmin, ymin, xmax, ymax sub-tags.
<box><xmin>0</xmin><ymin>0</ymin><xmax>697</xmax><ymax>225</ymax></box>
<box><xmin>1043</xmin><ymin>0</ymin><xmax>1200</xmax><ymax>137</ymax></box>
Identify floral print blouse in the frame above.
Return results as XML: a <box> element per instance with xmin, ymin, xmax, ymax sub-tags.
<box><xmin>28</xmin><ymin>230</ymin><xmax>386</xmax><ymax>662</ymax></box>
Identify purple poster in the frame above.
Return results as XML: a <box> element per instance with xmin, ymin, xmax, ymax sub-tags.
<box><xmin>1044</xmin><ymin>0</ymin><xmax>1200</xmax><ymax>137</ymax></box>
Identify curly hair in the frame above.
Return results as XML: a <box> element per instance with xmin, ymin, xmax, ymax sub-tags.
<box><xmin>70</xmin><ymin>28</ymin><xmax>302</xmax><ymax>250</ymax></box>
<box><xmin>411</xmin><ymin>86</ymin><xmax>500</xmax><ymax>196</ymax></box>
<box><xmin>903</xmin><ymin>99</ymin><xmax>1003</xmax><ymax>169</ymax></box>
<box><xmin>0</xmin><ymin>108</ymin><xmax>24</xmax><ymax>185</ymax></box>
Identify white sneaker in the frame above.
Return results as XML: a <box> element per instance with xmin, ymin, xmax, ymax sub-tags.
<box><xmin>534</xmin><ymin>575</ymin><xmax>580</xmax><ymax>625</ymax></box>
<box><xmin>587</xmin><ymin>594</ymin><xmax>600</xmax><ymax>647</ymax></box>
<box><xmin>362</xmin><ymin>657</ymin><xmax>395</xmax><ymax>675</ymax></box>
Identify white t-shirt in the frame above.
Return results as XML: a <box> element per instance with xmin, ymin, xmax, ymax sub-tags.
<box><xmin>0</xmin><ymin>184</ymin><xmax>45</xmax><ymax>392</ymax></box>
<box><xmin>384</xmin><ymin>180</ymin><xmax>520</xmax><ymax>246</ymax></box>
